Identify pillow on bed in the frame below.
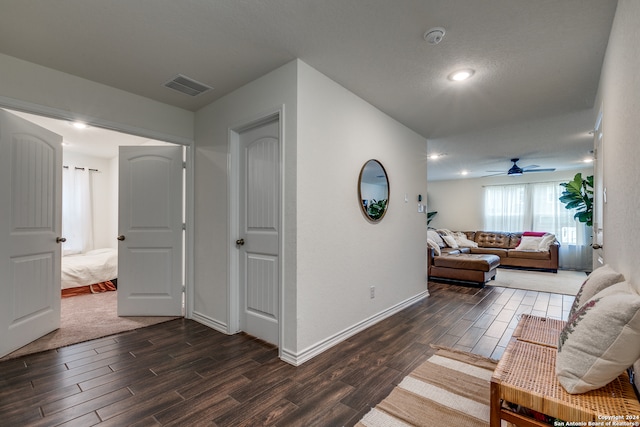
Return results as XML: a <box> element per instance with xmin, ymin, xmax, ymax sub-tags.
<box><xmin>85</xmin><ymin>248</ymin><xmax>117</xmax><ymax>256</ymax></box>
<box><xmin>557</xmin><ymin>281</ymin><xmax>640</xmax><ymax>394</ymax></box>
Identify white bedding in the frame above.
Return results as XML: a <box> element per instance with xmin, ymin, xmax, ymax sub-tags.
<box><xmin>61</xmin><ymin>248</ymin><xmax>118</xmax><ymax>289</ymax></box>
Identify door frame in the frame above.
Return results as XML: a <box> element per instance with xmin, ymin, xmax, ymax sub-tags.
<box><xmin>0</xmin><ymin>97</ymin><xmax>196</xmax><ymax>319</ymax></box>
<box><xmin>228</xmin><ymin>107</ymin><xmax>284</xmax><ymax>352</ymax></box>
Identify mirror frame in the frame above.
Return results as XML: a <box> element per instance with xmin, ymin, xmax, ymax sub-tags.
<box><xmin>358</xmin><ymin>159</ymin><xmax>390</xmax><ymax>223</ymax></box>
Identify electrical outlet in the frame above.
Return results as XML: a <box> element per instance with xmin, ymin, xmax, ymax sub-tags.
<box><xmin>370</xmin><ymin>285</ymin><xmax>375</xmax><ymax>299</ymax></box>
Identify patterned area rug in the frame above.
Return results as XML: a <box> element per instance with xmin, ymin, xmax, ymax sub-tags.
<box><xmin>357</xmin><ymin>347</ymin><xmax>498</xmax><ymax>427</ymax></box>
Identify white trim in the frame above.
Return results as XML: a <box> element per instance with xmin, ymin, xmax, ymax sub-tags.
<box><xmin>281</xmin><ymin>290</ymin><xmax>430</xmax><ymax>366</ymax></box>
<box><xmin>0</xmin><ymin>96</ymin><xmax>193</xmax><ymax>146</ymax></box>
<box><xmin>191</xmin><ymin>311</ymin><xmax>229</xmax><ymax>335</ymax></box>
<box><xmin>228</xmin><ymin>107</ymin><xmax>284</xmax><ymax>350</ymax></box>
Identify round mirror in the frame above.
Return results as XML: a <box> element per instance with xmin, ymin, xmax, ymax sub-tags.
<box><xmin>358</xmin><ymin>159</ymin><xmax>390</xmax><ymax>222</ymax></box>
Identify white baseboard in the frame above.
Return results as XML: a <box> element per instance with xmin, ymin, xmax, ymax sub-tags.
<box><xmin>191</xmin><ymin>311</ymin><xmax>230</xmax><ymax>335</ymax></box>
<box><xmin>281</xmin><ymin>290</ymin><xmax>429</xmax><ymax>366</ymax></box>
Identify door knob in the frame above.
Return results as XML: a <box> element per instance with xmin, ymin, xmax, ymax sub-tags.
<box><xmin>117</xmin><ymin>235</ymin><xmax>126</xmax><ymax>241</ymax></box>
<box><xmin>56</xmin><ymin>237</ymin><xmax>66</xmax><ymax>243</ymax></box>
<box><xmin>235</xmin><ymin>238</ymin><xmax>245</xmax><ymax>246</ymax></box>
<box><xmin>592</xmin><ymin>244</ymin><xmax>602</xmax><ymax>249</ymax></box>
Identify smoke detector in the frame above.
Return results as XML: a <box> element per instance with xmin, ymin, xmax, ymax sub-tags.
<box><xmin>424</xmin><ymin>27</ymin><xmax>446</xmax><ymax>45</ymax></box>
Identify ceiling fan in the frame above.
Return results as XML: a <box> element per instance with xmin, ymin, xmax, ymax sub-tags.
<box><xmin>486</xmin><ymin>158</ymin><xmax>556</xmax><ymax>176</ymax></box>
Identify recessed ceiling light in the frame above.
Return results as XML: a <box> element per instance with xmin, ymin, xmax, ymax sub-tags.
<box><xmin>72</xmin><ymin>121</ymin><xmax>88</xmax><ymax>129</ymax></box>
<box><xmin>583</xmin><ymin>158</ymin><xmax>594</xmax><ymax>163</ymax></box>
<box><xmin>460</xmin><ymin>170</ymin><xmax>469</xmax><ymax>176</ymax></box>
<box><xmin>449</xmin><ymin>69</ymin><xmax>475</xmax><ymax>81</ymax></box>
<box><xmin>428</xmin><ymin>153</ymin><xmax>446</xmax><ymax>160</ymax></box>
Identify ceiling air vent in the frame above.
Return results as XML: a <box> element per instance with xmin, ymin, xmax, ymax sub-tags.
<box><xmin>163</xmin><ymin>74</ymin><xmax>213</xmax><ymax>97</ymax></box>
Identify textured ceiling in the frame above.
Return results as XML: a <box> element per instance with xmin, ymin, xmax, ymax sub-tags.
<box><xmin>0</xmin><ymin>0</ymin><xmax>618</xmax><ymax>179</ymax></box>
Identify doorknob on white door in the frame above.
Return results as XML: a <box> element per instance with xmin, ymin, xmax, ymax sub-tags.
<box><xmin>235</xmin><ymin>238</ymin><xmax>245</xmax><ymax>246</ymax></box>
<box><xmin>56</xmin><ymin>237</ymin><xmax>66</xmax><ymax>243</ymax></box>
<box><xmin>117</xmin><ymin>235</ymin><xmax>126</xmax><ymax>241</ymax></box>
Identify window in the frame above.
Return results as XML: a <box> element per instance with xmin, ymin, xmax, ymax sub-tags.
<box><xmin>484</xmin><ymin>181</ymin><xmax>591</xmax><ymax>270</ymax></box>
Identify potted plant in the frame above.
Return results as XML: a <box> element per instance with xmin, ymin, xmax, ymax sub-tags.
<box><xmin>559</xmin><ymin>173</ymin><xmax>593</xmax><ymax>226</ymax></box>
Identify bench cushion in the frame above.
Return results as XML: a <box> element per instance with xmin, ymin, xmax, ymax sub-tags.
<box><xmin>557</xmin><ymin>281</ymin><xmax>640</xmax><ymax>394</ymax></box>
<box><xmin>433</xmin><ymin>254</ymin><xmax>500</xmax><ymax>272</ymax></box>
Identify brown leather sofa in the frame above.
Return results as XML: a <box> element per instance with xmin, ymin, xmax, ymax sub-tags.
<box><xmin>428</xmin><ymin>231</ymin><xmax>560</xmax><ymax>284</ymax></box>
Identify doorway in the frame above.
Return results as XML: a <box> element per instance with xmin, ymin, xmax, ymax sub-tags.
<box><xmin>0</xmin><ymin>107</ymin><xmax>192</xmax><ymax>357</ymax></box>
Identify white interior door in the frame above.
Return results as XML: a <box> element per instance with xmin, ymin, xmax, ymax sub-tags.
<box><xmin>237</xmin><ymin>118</ymin><xmax>280</xmax><ymax>345</ymax></box>
<box><xmin>118</xmin><ymin>146</ymin><xmax>184</xmax><ymax>316</ymax></box>
<box><xmin>0</xmin><ymin>109</ymin><xmax>63</xmax><ymax>357</ymax></box>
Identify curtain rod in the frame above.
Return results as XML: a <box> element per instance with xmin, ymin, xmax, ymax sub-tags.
<box><xmin>63</xmin><ymin>165</ymin><xmax>99</xmax><ymax>172</ymax></box>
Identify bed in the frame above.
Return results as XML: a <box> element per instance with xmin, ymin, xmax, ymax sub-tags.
<box><xmin>61</xmin><ymin>248</ymin><xmax>118</xmax><ymax>294</ymax></box>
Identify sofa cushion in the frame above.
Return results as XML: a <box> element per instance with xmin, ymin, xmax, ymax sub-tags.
<box><xmin>433</xmin><ymin>254</ymin><xmax>500</xmax><ymax>272</ymax></box>
<box><xmin>470</xmin><ymin>247</ymin><xmax>509</xmax><ymax>258</ymax></box>
<box><xmin>427</xmin><ymin>229</ymin><xmax>445</xmax><ymax>248</ymax></box>
<box><xmin>514</xmin><ymin>235</ymin><xmax>543</xmax><ymax>251</ymax></box>
<box><xmin>442</xmin><ymin>235</ymin><xmax>458</xmax><ymax>248</ymax></box>
<box><xmin>538</xmin><ymin>233</ymin><xmax>556</xmax><ymax>251</ymax></box>
<box><xmin>427</xmin><ymin>239</ymin><xmax>441</xmax><ymax>256</ymax></box>
<box><xmin>453</xmin><ymin>232</ymin><xmax>479</xmax><ymax>248</ymax></box>
<box><xmin>556</xmin><ymin>281</ymin><xmax>640</xmax><ymax>394</ymax></box>
<box><xmin>507</xmin><ymin>250</ymin><xmax>550</xmax><ymax>260</ymax></box>
<box><xmin>568</xmin><ymin>264</ymin><xmax>625</xmax><ymax>319</ymax></box>
<box><xmin>474</xmin><ymin>231</ymin><xmax>514</xmax><ymax>249</ymax></box>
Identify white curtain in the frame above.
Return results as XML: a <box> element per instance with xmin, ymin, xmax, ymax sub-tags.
<box><xmin>530</xmin><ymin>182</ymin><xmax>591</xmax><ymax>270</ymax></box>
<box><xmin>62</xmin><ymin>167</ymin><xmax>94</xmax><ymax>255</ymax></box>
<box><xmin>484</xmin><ymin>181</ymin><xmax>592</xmax><ymax>271</ymax></box>
<box><xmin>483</xmin><ymin>184</ymin><xmax>529</xmax><ymax>232</ymax></box>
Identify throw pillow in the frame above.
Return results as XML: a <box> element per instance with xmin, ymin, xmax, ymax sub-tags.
<box><xmin>453</xmin><ymin>232</ymin><xmax>478</xmax><ymax>248</ymax></box>
<box><xmin>523</xmin><ymin>231</ymin><xmax>547</xmax><ymax>237</ymax></box>
<box><xmin>538</xmin><ymin>233</ymin><xmax>556</xmax><ymax>251</ymax></box>
<box><xmin>442</xmin><ymin>235</ymin><xmax>458</xmax><ymax>248</ymax></box>
<box><xmin>567</xmin><ymin>264</ymin><xmax>625</xmax><ymax>319</ymax></box>
<box><xmin>427</xmin><ymin>229</ymin><xmax>445</xmax><ymax>248</ymax></box>
<box><xmin>514</xmin><ymin>235</ymin><xmax>542</xmax><ymax>251</ymax></box>
<box><xmin>427</xmin><ymin>239</ymin><xmax>441</xmax><ymax>256</ymax></box>
<box><xmin>556</xmin><ymin>281</ymin><xmax>640</xmax><ymax>394</ymax></box>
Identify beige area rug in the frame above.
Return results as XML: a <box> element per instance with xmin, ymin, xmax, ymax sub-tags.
<box><xmin>357</xmin><ymin>347</ymin><xmax>498</xmax><ymax>427</ymax></box>
<box><xmin>488</xmin><ymin>268</ymin><xmax>586</xmax><ymax>295</ymax></box>
<box><xmin>1</xmin><ymin>291</ymin><xmax>179</xmax><ymax>361</ymax></box>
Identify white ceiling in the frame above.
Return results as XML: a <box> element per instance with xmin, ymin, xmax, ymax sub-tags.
<box><xmin>0</xmin><ymin>1</ymin><xmax>617</xmax><ymax>178</ymax></box>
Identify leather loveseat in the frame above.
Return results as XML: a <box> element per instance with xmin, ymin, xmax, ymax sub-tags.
<box><xmin>427</xmin><ymin>230</ymin><xmax>560</xmax><ymax>285</ymax></box>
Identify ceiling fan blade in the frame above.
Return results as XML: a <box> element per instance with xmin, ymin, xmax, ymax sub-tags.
<box><xmin>481</xmin><ymin>172</ymin><xmax>506</xmax><ymax>177</ymax></box>
<box><xmin>521</xmin><ymin>165</ymin><xmax>539</xmax><ymax>170</ymax></box>
<box><xmin>524</xmin><ymin>168</ymin><xmax>556</xmax><ymax>173</ymax></box>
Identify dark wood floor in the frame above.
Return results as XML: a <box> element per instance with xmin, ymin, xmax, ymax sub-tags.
<box><xmin>0</xmin><ymin>281</ymin><xmax>574</xmax><ymax>426</ymax></box>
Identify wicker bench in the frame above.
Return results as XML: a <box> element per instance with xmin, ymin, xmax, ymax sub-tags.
<box><xmin>490</xmin><ymin>314</ymin><xmax>640</xmax><ymax>426</ymax></box>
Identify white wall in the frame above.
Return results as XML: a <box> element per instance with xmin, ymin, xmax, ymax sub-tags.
<box><xmin>193</xmin><ymin>60</ymin><xmax>299</xmax><ymax>344</ymax></box>
<box><xmin>427</xmin><ymin>169</ymin><xmax>593</xmax><ymax>231</ymax></box>
<box><xmin>295</xmin><ymin>61</ymin><xmax>428</xmax><ymax>359</ymax></box>
<box><xmin>193</xmin><ymin>59</ymin><xmax>428</xmax><ymax>364</ymax></box>
<box><xmin>62</xmin><ymin>151</ymin><xmax>117</xmax><ymax>250</ymax></box>
<box><xmin>594</xmin><ymin>0</ymin><xmax>640</xmax><ymax>284</ymax></box>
